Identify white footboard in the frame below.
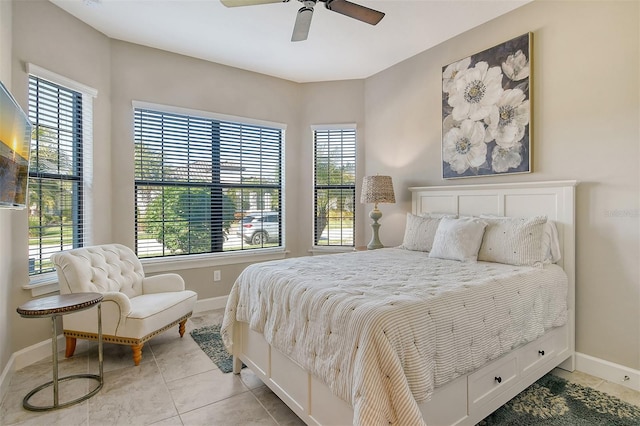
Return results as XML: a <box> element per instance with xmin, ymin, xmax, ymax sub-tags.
<box><xmin>233</xmin><ymin>321</ymin><xmax>573</xmax><ymax>426</ymax></box>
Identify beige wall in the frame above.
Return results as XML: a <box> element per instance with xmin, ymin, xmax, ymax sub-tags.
<box><xmin>3</xmin><ymin>0</ymin><xmax>366</xmax><ymax>372</ymax></box>
<box><xmin>3</xmin><ymin>0</ymin><xmax>639</xmax><ymax>378</ymax></box>
<box><xmin>6</xmin><ymin>0</ymin><xmax>113</xmax><ymax>362</ymax></box>
<box><xmin>110</xmin><ymin>39</ymin><xmax>307</xmax><ymax>298</ymax></box>
<box><xmin>364</xmin><ymin>1</ymin><xmax>640</xmax><ymax>369</ymax></box>
<box><xmin>108</xmin><ymin>44</ymin><xmax>367</xmax><ymax>298</ymax></box>
<box><xmin>298</xmin><ymin>81</ymin><xmax>367</xmax><ymax>248</ymax></box>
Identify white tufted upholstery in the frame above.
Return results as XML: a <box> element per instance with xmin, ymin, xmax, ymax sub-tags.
<box><xmin>51</xmin><ymin>244</ymin><xmax>198</xmax><ymax>365</ymax></box>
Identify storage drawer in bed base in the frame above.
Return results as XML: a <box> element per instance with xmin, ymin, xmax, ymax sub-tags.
<box><xmin>233</xmin><ymin>322</ymin><xmax>572</xmax><ymax>426</ymax></box>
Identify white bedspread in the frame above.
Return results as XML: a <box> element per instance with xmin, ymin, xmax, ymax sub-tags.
<box><xmin>221</xmin><ymin>248</ymin><xmax>568</xmax><ymax>426</ymax></box>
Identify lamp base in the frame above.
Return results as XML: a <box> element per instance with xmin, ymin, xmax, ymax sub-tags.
<box><xmin>367</xmin><ymin>207</ymin><xmax>384</xmax><ymax>250</ymax></box>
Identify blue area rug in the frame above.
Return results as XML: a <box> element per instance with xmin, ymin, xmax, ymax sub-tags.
<box><xmin>190</xmin><ymin>323</ymin><xmax>237</xmax><ymax>373</ymax></box>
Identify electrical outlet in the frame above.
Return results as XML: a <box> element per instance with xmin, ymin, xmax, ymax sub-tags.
<box><xmin>214</xmin><ymin>270</ymin><xmax>221</xmax><ymax>282</ymax></box>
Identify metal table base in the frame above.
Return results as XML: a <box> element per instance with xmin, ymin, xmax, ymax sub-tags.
<box><xmin>17</xmin><ymin>293</ymin><xmax>104</xmax><ymax>412</ymax></box>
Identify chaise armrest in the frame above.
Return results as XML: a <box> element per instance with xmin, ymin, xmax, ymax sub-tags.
<box><xmin>102</xmin><ymin>291</ymin><xmax>132</xmax><ymax>316</ymax></box>
<box><xmin>142</xmin><ymin>273</ymin><xmax>186</xmax><ymax>294</ymax></box>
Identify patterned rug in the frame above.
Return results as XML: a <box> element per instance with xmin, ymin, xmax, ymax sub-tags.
<box><xmin>479</xmin><ymin>373</ymin><xmax>640</xmax><ymax>425</ymax></box>
<box><xmin>191</xmin><ymin>325</ymin><xmax>640</xmax><ymax>424</ymax></box>
<box><xmin>190</xmin><ymin>323</ymin><xmax>238</xmax><ymax>373</ymax></box>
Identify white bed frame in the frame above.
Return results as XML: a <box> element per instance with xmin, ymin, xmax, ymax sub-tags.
<box><xmin>232</xmin><ymin>180</ymin><xmax>577</xmax><ymax>426</ymax></box>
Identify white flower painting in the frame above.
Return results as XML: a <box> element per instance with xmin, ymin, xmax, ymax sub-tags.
<box><xmin>442</xmin><ymin>33</ymin><xmax>531</xmax><ymax>178</ymax></box>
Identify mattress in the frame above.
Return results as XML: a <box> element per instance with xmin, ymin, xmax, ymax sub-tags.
<box><xmin>221</xmin><ymin>248</ymin><xmax>568</xmax><ymax>425</ymax></box>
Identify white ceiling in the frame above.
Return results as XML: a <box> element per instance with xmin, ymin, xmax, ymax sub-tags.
<box><xmin>50</xmin><ymin>0</ymin><xmax>531</xmax><ymax>83</ymax></box>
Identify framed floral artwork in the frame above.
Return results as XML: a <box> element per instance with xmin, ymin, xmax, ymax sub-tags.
<box><xmin>441</xmin><ymin>33</ymin><xmax>531</xmax><ymax>179</ymax></box>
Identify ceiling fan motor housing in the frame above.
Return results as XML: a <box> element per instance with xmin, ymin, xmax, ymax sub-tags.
<box><xmin>299</xmin><ymin>0</ymin><xmax>317</xmax><ymax>10</ymax></box>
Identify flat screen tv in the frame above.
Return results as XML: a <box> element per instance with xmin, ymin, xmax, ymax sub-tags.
<box><xmin>0</xmin><ymin>80</ymin><xmax>32</xmax><ymax>209</ymax></box>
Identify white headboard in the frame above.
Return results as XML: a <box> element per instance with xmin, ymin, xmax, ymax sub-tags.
<box><xmin>409</xmin><ymin>180</ymin><xmax>578</xmax><ymax>368</ymax></box>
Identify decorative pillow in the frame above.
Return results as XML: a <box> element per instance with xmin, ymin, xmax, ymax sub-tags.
<box><xmin>541</xmin><ymin>221</ymin><xmax>562</xmax><ymax>264</ymax></box>
<box><xmin>429</xmin><ymin>217</ymin><xmax>487</xmax><ymax>262</ymax></box>
<box><xmin>400</xmin><ymin>213</ymin><xmax>443</xmax><ymax>252</ymax></box>
<box><xmin>478</xmin><ymin>215</ymin><xmax>547</xmax><ymax>267</ymax></box>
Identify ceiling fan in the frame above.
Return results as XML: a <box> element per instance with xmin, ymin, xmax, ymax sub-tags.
<box><xmin>221</xmin><ymin>0</ymin><xmax>385</xmax><ymax>42</ymax></box>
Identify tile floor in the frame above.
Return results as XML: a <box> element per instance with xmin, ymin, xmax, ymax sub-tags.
<box><xmin>2</xmin><ymin>309</ymin><xmax>639</xmax><ymax>425</ymax></box>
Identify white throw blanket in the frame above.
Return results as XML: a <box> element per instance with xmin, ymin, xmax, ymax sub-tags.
<box><xmin>221</xmin><ymin>248</ymin><xmax>568</xmax><ymax>425</ymax></box>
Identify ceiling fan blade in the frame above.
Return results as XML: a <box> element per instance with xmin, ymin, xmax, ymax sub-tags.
<box><xmin>291</xmin><ymin>6</ymin><xmax>314</xmax><ymax>42</ymax></box>
<box><xmin>221</xmin><ymin>0</ymin><xmax>285</xmax><ymax>7</ymax></box>
<box><xmin>324</xmin><ymin>0</ymin><xmax>384</xmax><ymax>25</ymax></box>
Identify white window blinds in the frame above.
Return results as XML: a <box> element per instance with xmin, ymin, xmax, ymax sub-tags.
<box><xmin>134</xmin><ymin>107</ymin><xmax>284</xmax><ymax>258</ymax></box>
<box><xmin>313</xmin><ymin>126</ymin><xmax>356</xmax><ymax>247</ymax></box>
<box><xmin>28</xmin><ymin>75</ymin><xmax>90</xmax><ymax>275</ymax></box>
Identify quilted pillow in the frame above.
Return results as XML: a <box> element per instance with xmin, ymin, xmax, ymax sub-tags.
<box><xmin>429</xmin><ymin>217</ymin><xmax>487</xmax><ymax>262</ymax></box>
<box><xmin>478</xmin><ymin>215</ymin><xmax>548</xmax><ymax>267</ymax></box>
<box><xmin>400</xmin><ymin>213</ymin><xmax>445</xmax><ymax>252</ymax></box>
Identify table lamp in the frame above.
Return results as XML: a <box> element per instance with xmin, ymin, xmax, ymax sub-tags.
<box><xmin>361</xmin><ymin>175</ymin><xmax>395</xmax><ymax>250</ymax></box>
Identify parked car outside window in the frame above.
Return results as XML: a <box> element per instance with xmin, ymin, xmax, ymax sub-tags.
<box><xmin>237</xmin><ymin>212</ymin><xmax>280</xmax><ymax>245</ymax></box>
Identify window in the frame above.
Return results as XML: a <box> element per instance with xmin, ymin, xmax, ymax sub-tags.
<box><xmin>27</xmin><ymin>71</ymin><xmax>94</xmax><ymax>276</ymax></box>
<box><xmin>313</xmin><ymin>126</ymin><xmax>356</xmax><ymax>247</ymax></box>
<box><xmin>134</xmin><ymin>104</ymin><xmax>284</xmax><ymax>258</ymax></box>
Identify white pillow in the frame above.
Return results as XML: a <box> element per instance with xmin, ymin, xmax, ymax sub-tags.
<box><xmin>480</xmin><ymin>215</ymin><xmax>560</xmax><ymax>263</ymax></box>
<box><xmin>542</xmin><ymin>221</ymin><xmax>562</xmax><ymax>264</ymax></box>
<box><xmin>478</xmin><ymin>215</ymin><xmax>547</xmax><ymax>267</ymax></box>
<box><xmin>429</xmin><ymin>217</ymin><xmax>487</xmax><ymax>262</ymax></box>
<box><xmin>400</xmin><ymin>213</ymin><xmax>443</xmax><ymax>252</ymax></box>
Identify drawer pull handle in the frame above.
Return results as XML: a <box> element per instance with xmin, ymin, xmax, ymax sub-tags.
<box><xmin>495</xmin><ymin>376</ymin><xmax>502</xmax><ymax>384</ymax></box>
<box><xmin>539</xmin><ymin>350</ymin><xmax>545</xmax><ymax>356</ymax></box>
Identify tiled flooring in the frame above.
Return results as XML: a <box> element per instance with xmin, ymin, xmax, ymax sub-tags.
<box><xmin>2</xmin><ymin>309</ymin><xmax>639</xmax><ymax>425</ymax></box>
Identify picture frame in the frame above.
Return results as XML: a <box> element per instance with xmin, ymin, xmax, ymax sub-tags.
<box><xmin>441</xmin><ymin>32</ymin><xmax>531</xmax><ymax>179</ymax></box>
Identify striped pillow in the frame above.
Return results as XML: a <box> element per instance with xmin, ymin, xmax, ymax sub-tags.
<box><xmin>478</xmin><ymin>216</ymin><xmax>547</xmax><ymax>267</ymax></box>
<box><xmin>400</xmin><ymin>213</ymin><xmax>443</xmax><ymax>252</ymax></box>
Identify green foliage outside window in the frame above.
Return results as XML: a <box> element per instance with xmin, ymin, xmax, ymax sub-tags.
<box><xmin>144</xmin><ymin>187</ymin><xmax>236</xmax><ymax>254</ymax></box>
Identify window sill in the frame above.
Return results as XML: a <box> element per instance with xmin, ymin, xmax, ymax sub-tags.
<box><xmin>22</xmin><ymin>249</ymin><xmax>288</xmax><ymax>296</ymax></box>
<box><xmin>23</xmin><ymin>273</ymin><xmax>59</xmax><ymax>297</ymax></box>
<box><xmin>141</xmin><ymin>247</ymin><xmax>289</xmax><ymax>274</ymax></box>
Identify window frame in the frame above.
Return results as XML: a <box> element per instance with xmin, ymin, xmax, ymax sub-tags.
<box><xmin>132</xmin><ymin>101</ymin><xmax>287</xmax><ymax>263</ymax></box>
<box><xmin>312</xmin><ymin>124</ymin><xmax>357</xmax><ymax>249</ymax></box>
<box><xmin>25</xmin><ymin>64</ymin><xmax>96</xmax><ymax>292</ymax></box>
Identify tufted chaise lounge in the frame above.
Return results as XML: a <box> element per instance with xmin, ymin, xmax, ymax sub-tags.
<box><xmin>51</xmin><ymin>244</ymin><xmax>198</xmax><ymax>366</ymax></box>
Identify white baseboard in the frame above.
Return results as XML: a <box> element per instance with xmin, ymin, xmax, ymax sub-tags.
<box><xmin>0</xmin><ymin>354</ymin><xmax>13</xmax><ymax>405</ymax></box>
<box><xmin>194</xmin><ymin>295</ymin><xmax>228</xmax><ymax>313</ymax></box>
<box><xmin>576</xmin><ymin>352</ymin><xmax>640</xmax><ymax>391</ymax></box>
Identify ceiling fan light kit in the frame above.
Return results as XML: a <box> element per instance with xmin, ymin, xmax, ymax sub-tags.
<box><xmin>221</xmin><ymin>0</ymin><xmax>385</xmax><ymax>42</ymax></box>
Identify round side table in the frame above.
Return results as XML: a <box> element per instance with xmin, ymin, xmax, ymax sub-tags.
<box><xmin>16</xmin><ymin>292</ymin><xmax>104</xmax><ymax>411</ymax></box>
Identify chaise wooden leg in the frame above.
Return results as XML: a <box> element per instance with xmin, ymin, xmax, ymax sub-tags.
<box><xmin>65</xmin><ymin>336</ymin><xmax>77</xmax><ymax>358</ymax></box>
<box><xmin>179</xmin><ymin>319</ymin><xmax>187</xmax><ymax>337</ymax></box>
<box><xmin>131</xmin><ymin>343</ymin><xmax>143</xmax><ymax>366</ymax></box>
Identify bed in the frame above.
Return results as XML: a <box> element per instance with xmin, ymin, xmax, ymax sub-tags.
<box><xmin>221</xmin><ymin>181</ymin><xmax>577</xmax><ymax>426</ymax></box>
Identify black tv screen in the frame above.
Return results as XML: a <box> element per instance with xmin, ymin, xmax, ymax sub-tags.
<box><xmin>0</xmin><ymin>80</ymin><xmax>32</xmax><ymax>209</ymax></box>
